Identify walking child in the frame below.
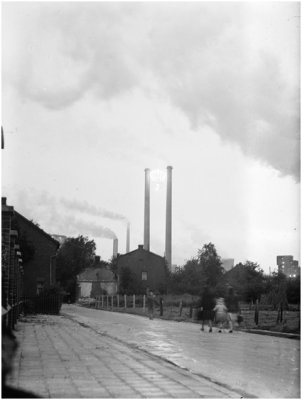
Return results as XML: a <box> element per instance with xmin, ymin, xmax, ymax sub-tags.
<box><xmin>213</xmin><ymin>297</ymin><xmax>228</xmax><ymax>332</ymax></box>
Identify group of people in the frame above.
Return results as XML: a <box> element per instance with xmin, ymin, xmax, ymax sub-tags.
<box><xmin>199</xmin><ymin>287</ymin><xmax>240</xmax><ymax>333</ymax></box>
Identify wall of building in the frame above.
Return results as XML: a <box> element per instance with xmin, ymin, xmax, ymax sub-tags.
<box><xmin>14</xmin><ymin>214</ymin><xmax>59</xmax><ymax>297</ymax></box>
<box><xmin>2</xmin><ymin>198</ymin><xmax>24</xmax><ymax>328</ymax></box>
<box><xmin>117</xmin><ymin>245</ymin><xmax>167</xmax><ymax>293</ymax></box>
<box><xmin>78</xmin><ymin>281</ymin><xmax>117</xmax><ymax>298</ymax></box>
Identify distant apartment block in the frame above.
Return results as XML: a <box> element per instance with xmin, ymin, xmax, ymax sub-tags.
<box><xmin>222</xmin><ymin>258</ymin><xmax>234</xmax><ymax>272</ymax></box>
<box><xmin>277</xmin><ymin>255</ymin><xmax>300</xmax><ymax>278</ymax></box>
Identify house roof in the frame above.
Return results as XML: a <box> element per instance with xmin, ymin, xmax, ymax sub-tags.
<box><xmin>118</xmin><ymin>246</ymin><xmax>165</xmax><ymax>262</ymax></box>
<box><xmin>14</xmin><ymin>211</ymin><xmax>60</xmax><ymax>248</ymax></box>
<box><xmin>78</xmin><ymin>267</ymin><xmax>115</xmax><ymax>281</ymax></box>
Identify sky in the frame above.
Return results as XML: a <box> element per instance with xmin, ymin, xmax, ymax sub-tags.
<box><xmin>1</xmin><ymin>1</ymin><xmax>300</xmax><ymax>273</ymax></box>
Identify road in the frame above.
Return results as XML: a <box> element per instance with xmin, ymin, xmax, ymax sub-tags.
<box><xmin>8</xmin><ymin>311</ymin><xmax>241</xmax><ymax>398</ymax></box>
<box><xmin>62</xmin><ymin>304</ymin><xmax>300</xmax><ymax>398</ymax></box>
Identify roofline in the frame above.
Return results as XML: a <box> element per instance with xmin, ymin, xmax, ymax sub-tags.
<box><xmin>14</xmin><ymin>211</ymin><xmax>60</xmax><ymax>248</ymax></box>
<box><xmin>77</xmin><ymin>279</ymin><xmax>116</xmax><ymax>283</ymax></box>
<box><xmin>118</xmin><ymin>247</ymin><xmax>165</xmax><ymax>261</ymax></box>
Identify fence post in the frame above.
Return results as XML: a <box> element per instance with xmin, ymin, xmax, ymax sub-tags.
<box><xmin>160</xmin><ymin>297</ymin><xmax>163</xmax><ymax>316</ymax></box>
<box><xmin>124</xmin><ymin>294</ymin><xmax>127</xmax><ymax>309</ymax></box>
<box><xmin>106</xmin><ymin>296</ymin><xmax>109</xmax><ymax>309</ymax></box>
<box><xmin>143</xmin><ymin>294</ymin><xmax>146</xmax><ymax>311</ymax></box>
<box><xmin>276</xmin><ymin>302</ymin><xmax>283</xmax><ymax>324</ymax></box>
<box><xmin>254</xmin><ymin>299</ymin><xmax>259</xmax><ymax>325</ymax></box>
<box><xmin>179</xmin><ymin>300</ymin><xmax>183</xmax><ymax>316</ymax></box>
<box><xmin>111</xmin><ymin>295</ymin><xmax>114</xmax><ymax>310</ymax></box>
<box><xmin>101</xmin><ymin>295</ymin><xmax>104</xmax><ymax>308</ymax></box>
<box><xmin>117</xmin><ymin>294</ymin><xmax>120</xmax><ymax>308</ymax></box>
<box><xmin>133</xmin><ymin>294</ymin><xmax>135</xmax><ymax>309</ymax></box>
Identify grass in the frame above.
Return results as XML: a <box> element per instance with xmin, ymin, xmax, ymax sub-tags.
<box><xmin>77</xmin><ymin>297</ymin><xmax>300</xmax><ymax>334</ymax></box>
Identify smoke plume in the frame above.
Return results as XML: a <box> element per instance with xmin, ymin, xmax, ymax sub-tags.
<box><xmin>60</xmin><ymin>198</ymin><xmax>128</xmax><ymax>222</ymax></box>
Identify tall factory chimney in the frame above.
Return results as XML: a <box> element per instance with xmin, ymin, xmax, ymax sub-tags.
<box><xmin>113</xmin><ymin>238</ymin><xmax>118</xmax><ymax>258</ymax></box>
<box><xmin>165</xmin><ymin>166</ymin><xmax>173</xmax><ymax>269</ymax></box>
<box><xmin>144</xmin><ymin>168</ymin><xmax>150</xmax><ymax>251</ymax></box>
<box><xmin>126</xmin><ymin>222</ymin><xmax>130</xmax><ymax>253</ymax></box>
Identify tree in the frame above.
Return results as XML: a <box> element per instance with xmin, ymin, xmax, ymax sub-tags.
<box><xmin>167</xmin><ymin>242</ymin><xmax>224</xmax><ymax>295</ymax></box>
<box><xmin>286</xmin><ymin>276</ymin><xmax>300</xmax><ymax>304</ymax></box>
<box><xmin>56</xmin><ymin>235</ymin><xmax>96</xmax><ymax>302</ymax></box>
<box><xmin>225</xmin><ymin>261</ymin><xmax>265</xmax><ymax>302</ymax></box>
<box><xmin>198</xmin><ymin>243</ymin><xmax>224</xmax><ymax>288</ymax></box>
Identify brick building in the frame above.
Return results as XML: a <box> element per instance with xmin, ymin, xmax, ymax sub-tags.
<box><xmin>12</xmin><ymin>211</ymin><xmax>59</xmax><ymax>297</ymax></box>
<box><xmin>2</xmin><ymin>198</ymin><xmax>24</xmax><ymax>328</ymax></box>
<box><xmin>116</xmin><ymin>245</ymin><xmax>168</xmax><ymax>294</ymax></box>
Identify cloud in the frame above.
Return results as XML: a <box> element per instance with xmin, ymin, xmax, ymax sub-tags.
<box><xmin>3</xmin><ymin>2</ymin><xmax>300</xmax><ymax>179</ymax></box>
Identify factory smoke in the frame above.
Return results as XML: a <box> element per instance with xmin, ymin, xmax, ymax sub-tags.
<box><xmin>60</xmin><ymin>198</ymin><xmax>129</xmax><ymax>223</ymax></box>
<box><xmin>12</xmin><ymin>189</ymin><xmax>119</xmax><ymax>240</ymax></box>
<box><xmin>57</xmin><ymin>214</ymin><xmax>117</xmax><ymax>239</ymax></box>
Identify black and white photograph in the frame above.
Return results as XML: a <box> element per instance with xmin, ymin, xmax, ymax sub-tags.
<box><xmin>1</xmin><ymin>1</ymin><xmax>300</xmax><ymax>398</ymax></box>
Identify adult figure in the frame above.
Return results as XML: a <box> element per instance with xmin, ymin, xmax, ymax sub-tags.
<box><xmin>146</xmin><ymin>289</ymin><xmax>156</xmax><ymax>320</ymax></box>
<box><xmin>199</xmin><ymin>287</ymin><xmax>215</xmax><ymax>332</ymax></box>
<box><xmin>225</xmin><ymin>287</ymin><xmax>240</xmax><ymax>333</ymax></box>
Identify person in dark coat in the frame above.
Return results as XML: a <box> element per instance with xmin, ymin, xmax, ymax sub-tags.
<box><xmin>199</xmin><ymin>287</ymin><xmax>216</xmax><ymax>332</ymax></box>
<box><xmin>146</xmin><ymin>290</ymin><xmax>156</xmax><ymax>320</ymax></box>
<box><xmin>225</xmin><ymin>287</ymin><xmax>240</xmax><ymax>333</ymax></box>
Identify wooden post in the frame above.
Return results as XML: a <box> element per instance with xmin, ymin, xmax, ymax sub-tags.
<box><xmin>276</xmin><ymin>302</ymin><xmax>283</xmax><ymax>324</ymax></box>
<box><xmin>101</xmin><ymin>295</ymin><xmax>104</xmax><ymax>308</ymax></box>
<box><xmin>111</xmin><ymin>295</ymin><xmax>114</xmax><ymax>310</ymax></box>
<box><xmin>133</xmin><ymin>294</ymin><xmax>135</xmax><ymax>309</ymax></box>
<box><xmin>117</xmin><ymin>294</ymin><xmax>120</xmax><ymax>308</ymax></box>
<box><xmin>124</xmin><ymin>294</ymin><xmax>127</xmax><ymax>309</ymax></box>
<box><xmin>106</xmin><ymin>295</ymin><xmax>109</xmax><ymax>309</ymax></box>
<box><xmin>160</xmin><ymin>297</ymin><xmax>163</xmax><ymax>316</ymax></box>
<box><xmin>143</xmin><ymin>294</ymin><xmax>146</xmax><ymax>311</ymax></box>
<box><xmin>254</xmin><ymin>299</ymin><xmax>259</xmax><ymax>326</ymax></box>
<box><xmin>179</xmin><ymin>300</ymin><xmax>183</xmax><ymax>316</ymax></box>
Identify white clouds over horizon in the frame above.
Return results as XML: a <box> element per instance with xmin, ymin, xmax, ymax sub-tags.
<box><xmin>2</xmin><ymin>2</ymin><xmax>300</xmax><ymax>270</ymax></box>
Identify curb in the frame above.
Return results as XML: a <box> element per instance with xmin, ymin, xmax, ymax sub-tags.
<box><xmin>240</xmin><ymin>328</ymin><xmax>300</xmax><ymax>340</ymax></box>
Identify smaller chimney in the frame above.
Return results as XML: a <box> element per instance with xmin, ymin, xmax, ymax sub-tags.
<box><xmin>113</xmin><ymin>238</ymin><xmax>118</xmax><ymax>258</ymax></box>
<box><xmin>126</xmin><ymin>222</ymin><xmax>130</xmax><ymax>253</ymax></box>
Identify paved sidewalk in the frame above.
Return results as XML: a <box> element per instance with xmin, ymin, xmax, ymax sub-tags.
<box><xmin>6</xmin><ymin>314</ymin><xmax>242</xmax><ymax>398</ymax></box>
<box><xmin>62</xmin><ymin>305</ymin><xmax>300</xmax><ymax>398</ymax></box>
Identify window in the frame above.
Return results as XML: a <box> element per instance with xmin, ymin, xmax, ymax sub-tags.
<box><xmin>36</xmin><ymin>282</ymin><xmax>44</xmax><ymax>295</ymax></box>
<box><xmin>142</xmin><ymin>271</ymin><xmax>147</xmax><ymax>281</ymax></box>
